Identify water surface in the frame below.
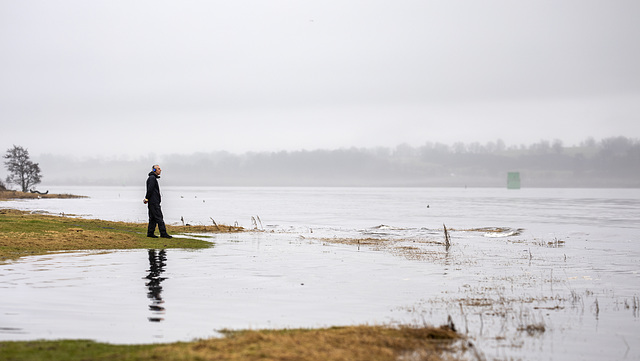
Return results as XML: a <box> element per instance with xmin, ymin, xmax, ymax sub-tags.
<box><xmin>1</xmin><ymin>187</ymin><xmax>639</xmax><ymax>360</ymax></box>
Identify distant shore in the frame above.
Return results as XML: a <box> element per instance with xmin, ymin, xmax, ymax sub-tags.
<box><xmin>0</xmin><ymin>190</ymin><xmax>87</xmax><ymax>200</ymax></box>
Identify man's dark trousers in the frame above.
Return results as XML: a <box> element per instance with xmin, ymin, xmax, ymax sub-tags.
<box><xmin>147</xmin><ymin>203</ymin><xmax>168</xmax><ymax>236</ymax></box>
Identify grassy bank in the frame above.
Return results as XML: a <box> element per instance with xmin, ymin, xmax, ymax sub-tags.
<box><xmin>0</xmin><ymin>209</ymin><xmax>242</xmax><ymax>262</ymax></box>
<box><xmin>0</xmin><ymin>325</ymin><xmax>461</xmax><ymax>361</ymax></box>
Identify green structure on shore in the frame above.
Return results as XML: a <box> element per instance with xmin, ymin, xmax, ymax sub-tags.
<box><xmin>507</xmin><ymin>172</ymin><xmax>521</xmax><ymax>189</ymax></box>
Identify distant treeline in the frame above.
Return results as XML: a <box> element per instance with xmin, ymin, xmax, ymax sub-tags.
<box><xmin>34</xmin><ymin>136</ymin><xmax>640</xmax><ymax>187</ymax></box>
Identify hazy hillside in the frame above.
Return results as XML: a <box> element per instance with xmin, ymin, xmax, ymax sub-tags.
<box><xmin>24</xmin><ymin>137</ymin><xmax>640</xmax><ymax>188</ymax></box>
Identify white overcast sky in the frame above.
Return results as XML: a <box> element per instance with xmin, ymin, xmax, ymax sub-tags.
<box><xmin>1</xmin><ymin>0</ymin><xmax>639</xmax><ymax>157</ymax></box>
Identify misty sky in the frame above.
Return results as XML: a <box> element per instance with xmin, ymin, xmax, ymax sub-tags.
<box><xmin>1</xmin><ymin>1</ymin><xmax>639</xmax><ymax>157</ymax></box>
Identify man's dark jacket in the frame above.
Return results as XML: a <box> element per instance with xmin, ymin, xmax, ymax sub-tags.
<box><xmin>145</xmin><ymin>172</ymin><xmax>161</xmax><ymax>204</ymax></box>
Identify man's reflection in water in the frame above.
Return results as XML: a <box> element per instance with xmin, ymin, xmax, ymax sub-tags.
<box><xmin>145</xmin><ymin>249</ymin><xmax>167</xmax><ymax>322</ymax></box>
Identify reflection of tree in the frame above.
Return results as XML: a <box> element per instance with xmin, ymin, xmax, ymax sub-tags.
<box><xmin>145</xmin><ymin>249</ymin><xmax>167</xmax><ymax>322</ymax></box>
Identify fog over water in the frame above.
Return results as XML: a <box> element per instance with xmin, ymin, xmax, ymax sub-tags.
<box><xmin>2</xmin><ymin>1</ymin><xmax>640</xmax><ymax>159</ymax></box>
<box><xmin>22</xmin><ymin>137</ymin><xmax>640</xmax><ymax>188</ymax></box>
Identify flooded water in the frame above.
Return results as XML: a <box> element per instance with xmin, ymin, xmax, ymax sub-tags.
<box><xmin>1</xmin><ymin>186</ymin><xmax>639</xmax><ymax>360</ymax></box>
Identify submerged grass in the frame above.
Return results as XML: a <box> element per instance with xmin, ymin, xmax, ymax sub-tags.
<box><xmin>318</xmin><ymin>236</ymin><xmax>450</xmax><ymax>262</ymax></box>
<box><xmin>0</xmin><ymin>209</ymin><xmax>242</xmax><ymax>262</ymax></box>
<box><xmin>0</xmin><ymin>325</ymin><xmax>461</xmax><ymax>361</ymax></box>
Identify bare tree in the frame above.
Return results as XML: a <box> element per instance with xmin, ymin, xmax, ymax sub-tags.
<box><xmin>3</xmin><ymin>145</ymin><xmax>42</xmax><ymax>192</ymax></box>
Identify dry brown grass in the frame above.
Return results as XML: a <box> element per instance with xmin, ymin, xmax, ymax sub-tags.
<box><xmin>142</xmin><ymin>325</ymin><xmax>461</xmax><ymax>361</ymax></box>
<box><xmin>169</xmin><ymin>224</ymin><xmax>244</xmax><ymax>233</ymax></box>
<box><xmin>0</xmin><ymin>325</ymin><xmax>465</xmax><ymax>361</ymax></box>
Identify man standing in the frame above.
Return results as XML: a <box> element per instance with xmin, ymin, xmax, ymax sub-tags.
<box><xmin>144</xmin><ymin>165</ymin><xmax>172</xmax><ymax>239</ymax></box>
